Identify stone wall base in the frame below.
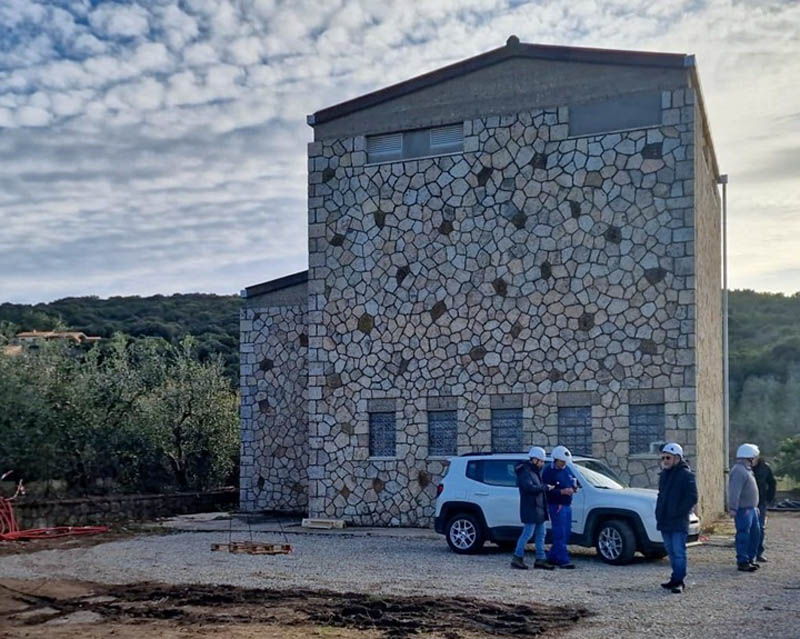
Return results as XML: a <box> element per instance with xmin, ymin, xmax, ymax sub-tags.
<box><xmin>11</xmin><ymin>489</ymin><xmax>238</xmax><ymax>529</ymax></box>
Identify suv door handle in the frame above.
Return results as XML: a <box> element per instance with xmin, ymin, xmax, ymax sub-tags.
<box><xmin>474</xmin><ymin>491</ymin><xmax>490</xmax><ymax>496</ymax></box>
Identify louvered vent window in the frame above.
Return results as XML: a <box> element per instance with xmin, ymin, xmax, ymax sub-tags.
<box><xmin>429</xmin><ymin>124</ymin><xmax>463</xmax><ymax>153</ymax></box>
<box><xmin>366</xmin><ymin>132</ymin><xmax>403</xmax><ymax>163</ymax></box>
<box><xmin>366</xmin><ymin>123</ymin><xmax>463</xmax><ymax>163</ymax></box>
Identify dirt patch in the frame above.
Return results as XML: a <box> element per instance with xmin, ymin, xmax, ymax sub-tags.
<box><xmin>0</xmin><ymin>527</ymin><xmax>158</xmax><ymax>556</ymax></box>
<box><xmin>0</xmin><ymin>579</ymin><xmax>590</xmax><ymax>638</ymax></box>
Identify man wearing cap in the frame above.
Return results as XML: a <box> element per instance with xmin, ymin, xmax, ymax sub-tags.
<box><xmin>511</xmin><ymin>446</ymin><xmax>554</xmax><ymax>570</ymax></box>
<box><xmin>655</xmin><ymin>442</ymin><xmax>698</xmax><ymax>594</ymax></box>
<box><xmin>728</xmin><ymin>443</ymin><xmax>761</xmax><ymax>572</ymax></box>
<box><xmin>542</xmin><ymin>445</ymin><xmax>579</xmax><ymax>569</ymax></box>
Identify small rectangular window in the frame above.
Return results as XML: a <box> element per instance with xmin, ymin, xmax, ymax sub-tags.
<box><xmin>428</xmin><ymin>410</ymin><xmax>457</xmax><ymax>456</ymax></box>
<box><xmin>558</xmin><ymin>406</ymin><xmax>592</xmax><ymax>456</ymax></box>
<box><xmin>629</xmin><ymin>403</ymin><xmax>666</xmax><ymax>454</ymax></box>
<box><xmin>491</xmin><ymin>408</ymin><xmax>522</xmax><ymax>453</ymax></box>
<box><xmin>369</xmin><ymin>411</ymin><xmax>396</xmax><ymax>457</ymax></box>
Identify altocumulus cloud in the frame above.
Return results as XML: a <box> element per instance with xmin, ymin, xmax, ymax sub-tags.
<box><xmin>1</xmin><ymin>0</ymin><xmax>799</xmax><ymax>303</ymax></box>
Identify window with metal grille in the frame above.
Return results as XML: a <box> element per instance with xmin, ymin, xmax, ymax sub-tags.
<box><xmin>491</xmin><ymin>408</ymin><xmax>522</xmax><ymax>453</ymax></box>
<box><xmin>366</xmin><ymin>123</ymin><xmax>463</xmax><ymax>163</ymax></box>
<box><xmin>369</xmin><ymin>411</ymin><xmax>396</xmax><ymax>457</ymax></box>
<box><xmin>557</xmin><ymin>406</ymin><xmax>592</xmax><ymax>456</ymax></box>
<box><xmin>629</xmin><ymin>403</ymin><xmax>665</xmax><ymax>454</ymax></box>
<box><xmin>428</xmin><ymin>410</ymin><xmax>457</xmax><ymax>456</ymax></box>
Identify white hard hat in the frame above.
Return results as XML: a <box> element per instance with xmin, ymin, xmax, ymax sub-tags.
<box><xmin>662</xmin><ymin>442</ymin><xmax>684</xmax><ymax>457</ymax></box>
<box><xmin>551</xmin><ymin>445</ymin><xmax>572</xmax><ymax>462</ymax></box>
<box><xmin>736</xmin><ymin>443</ymin><xmax>760</xmax><ymax>459</ymax></box>
<box><xmin>528</xmin><ymin>446</ymin><xmax>546</xmax><ymax>461</ymax></box>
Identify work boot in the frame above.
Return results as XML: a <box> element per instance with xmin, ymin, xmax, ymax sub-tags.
<box><xmin>534</xmin><ymin>559</ymin><xmax>555</xmax><ymax>570</ymax></box>
<box><xmin>661</xmin><ymin>578</ymin><xmax>678</xmax><ymax>590</ymax></box>
<box><xmin>510</xmin><ymin>555</ymin><xmax>529</xmax><ymax>570</ymax></box>
<box><xmin>737</xmin><ymin>562</ymin><xmax>757</xmax><ymax>572</ymax></box>
<box><xmin>670</xmin><ymin>581</ymin><xmax>684</xmax><ymax>594</ymax></box>
<box><xmin>756</xmin><ymin>555</ymin><xmax>767</xmax><ymax>563</ymax></box>
<box><xmin>748</xmin><ymin>562</ymin><xmax>760</xmax><ymax>570</ymax></box>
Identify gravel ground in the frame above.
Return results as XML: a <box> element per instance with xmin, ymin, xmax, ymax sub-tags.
<box><xmin>1</xmin><ymin>512</ymin><xmax>798</xmax><ymax>638</ymax></box>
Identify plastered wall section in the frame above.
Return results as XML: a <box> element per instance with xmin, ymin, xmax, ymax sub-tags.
<box><xmin>692</xmin><ymin>96</ymin><xmax>725</xmax><ymax>523</ymax></box>
<box><xmin>306</xmin><ymin>88</ymin><xmax>700</xmax><ymax>526</ymax></box>
<box><xmin>314</xmin><ymin>57</ymin><xmax>688</xmax><ymax>139</ymax></box>
<box><xmin>240</xmin><ymin>304</ymin><xmax>309</xmax><ymax>512</ymax></box>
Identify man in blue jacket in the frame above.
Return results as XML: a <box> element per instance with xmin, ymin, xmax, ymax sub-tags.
<box><xmin>511</xmin><ymin>446</ymin><xmax>555</xmax><ymax>570</ymax></box>
<box><xmin>655</xmin><ymin>442</ymin><xmax>698</xmax><ymax>594</ymax></box>
<box><xmin>542</xmin><ymin>445</ymin><xmax>579</xmax><ymax>569</ymax></box>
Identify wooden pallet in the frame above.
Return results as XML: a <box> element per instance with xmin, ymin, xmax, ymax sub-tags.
<box><xmin>211</xmin><ymin>541</ymin><xmax>293</xmax><ymax>555</ymax></box>
<box><xmin>301</xmin><ymin>518</ymin><xmax>346</xmax><ymax>529</ymax></box>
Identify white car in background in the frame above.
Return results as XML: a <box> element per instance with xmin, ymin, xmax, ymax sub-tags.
<box><xmin>434</xmin><ymin>453</ymin><xmax>700</xmax><ymax>564</ymax></box>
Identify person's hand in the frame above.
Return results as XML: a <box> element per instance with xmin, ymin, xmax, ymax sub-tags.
<box><xmin>546</xmin><ymin>484</ymin><xmax>556</xmax><ymax>491</ymax></box>
<box><xmin>561</xmin><ymin>487</ymin><xmax>574</xmax><ymax>496</ymax></box>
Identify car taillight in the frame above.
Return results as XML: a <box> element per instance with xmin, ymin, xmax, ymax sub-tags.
<box><xmin>436</xmin><ymin>484</ymin><xmax>444</xmax><ymax>497</ymax></box>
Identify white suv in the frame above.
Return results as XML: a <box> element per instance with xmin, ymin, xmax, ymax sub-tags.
<box><xmin>434</xmin><ymin>453</ymin><xmax>700</xmax><ymax>565</ymax></box>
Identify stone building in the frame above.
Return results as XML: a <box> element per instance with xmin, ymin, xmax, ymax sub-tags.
<box><xmin>240</xmin><ymin>37</ymin><xmax>725</xmax><ymax>527</ymax></box>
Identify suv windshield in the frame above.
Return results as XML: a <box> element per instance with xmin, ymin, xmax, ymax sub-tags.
<box><xmin>573</xmin><ymin>460</ymin><xmax>627</xmax><ymax>489</ymax></box>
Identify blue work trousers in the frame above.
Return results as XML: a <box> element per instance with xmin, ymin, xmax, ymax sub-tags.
<box><xmin>546</xmin><ymin>504</ymin><xmax>572</xmax><ymax>565</ymax></box>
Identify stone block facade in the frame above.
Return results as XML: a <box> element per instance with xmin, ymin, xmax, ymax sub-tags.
<box><xmin>241</xmin><ymin>41</ymin><xmax>724</xmax><ymax>527</ymax></box>
<box><xmin>240</xmin><ymin>301</ymin><xmax>308</xmax><ymax>512</ymax></box>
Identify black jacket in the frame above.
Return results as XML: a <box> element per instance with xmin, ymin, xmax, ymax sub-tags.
<box><xmin>516</xmin><ymin>461</ymin><xmax>549</xmax><ymax>524</ymax></box>
<box><xmin>753</xmin><ymin>460</ymin><xmax>777</xmax><ymax>506</ymax></box>
<box><xmin>655</xmin><ymin>460</ymin><xmax>698</xmax><ymax>533</ymax></box>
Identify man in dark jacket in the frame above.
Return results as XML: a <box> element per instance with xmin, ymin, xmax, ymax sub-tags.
<box><xmin>655</xmin><ymin>442</ymin><xmax>698</xmax><ymax>594</ymax></box>
<box><xmin>752</xmin><ymin>453</ymin><xmax>776</xmax><ymax>562</ymax></box>
<box><xmin>511</xmin><ymin>446</ymin><xmax>554</xmax><ymax>570</ymax></box>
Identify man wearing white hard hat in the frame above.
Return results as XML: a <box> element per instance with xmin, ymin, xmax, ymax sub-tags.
<box><xmin>728</xmin><ymin>443</ymin><xmax>762</xmax><ymax>572</ymax></box>
<box><xmin>542</xmin><ymin>445</ymin><xmax>580</xmax><ymax>568</ymax></box>
<box><xmin>655</xmin><ymin>443</ymin><xmax>698</xmax><ymax>594</ymax></box>
<box><xmin>511</xmin><ymin>446</ymin><xmax>555</xmax><ymax>570</ymax></box>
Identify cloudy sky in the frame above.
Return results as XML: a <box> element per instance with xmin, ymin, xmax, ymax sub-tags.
<box><xmin>1</xmin><ymin>0</ymin><xmax>798</xmax><ymax>303</ymax></box>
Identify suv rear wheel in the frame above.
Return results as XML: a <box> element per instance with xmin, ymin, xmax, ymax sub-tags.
<box><xmin>595</xmin><ymin>519</ymin><xmax>636</xmax><ymax>565</ymax></box>
<box><xmin>445</xmin><ymin>513</ymin><xmax>486</xmax><ymax>554</ymax></box>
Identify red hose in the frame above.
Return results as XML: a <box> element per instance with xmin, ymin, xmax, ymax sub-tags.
<box><xmin>0</xmin><ymin>498</ymin><xmax>108</xmax><ymax>541</ymax></box>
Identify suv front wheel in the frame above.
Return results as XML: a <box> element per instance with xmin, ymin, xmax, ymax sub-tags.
<box><xmin>445</xmin><ymin>513</ymin><xmax>486</xmax><ymax>554</ymax></box>
<box><xmin>595</xmin><ymin>519</ymin><xmax>636</xmax><ymax>565</ymax></box>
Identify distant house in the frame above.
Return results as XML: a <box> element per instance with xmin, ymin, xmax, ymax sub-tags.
<box><xmin>240</xmin><ymin>37</ymin><xmax>724</xmax><ymax>527</ymax></box>
<box><xmin>15</xmin><ymin>331</ymin><xmax>102</xmax><ymax>344</ymax></box>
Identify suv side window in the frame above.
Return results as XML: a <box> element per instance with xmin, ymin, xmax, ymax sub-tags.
<box><xmin>465</xmin><ymin>460</ymin><xmax>518</xmax><ymax>487</ymax></box>
<box><xmin>483</xmin><ymin>460</ymin><xmax>518</xmax><ymax>487</ymax></box>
